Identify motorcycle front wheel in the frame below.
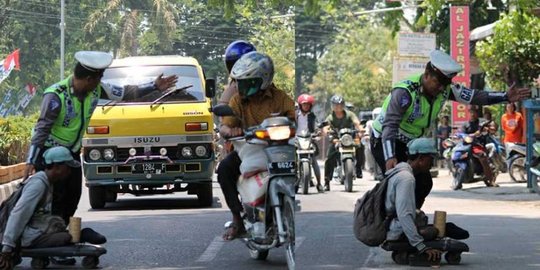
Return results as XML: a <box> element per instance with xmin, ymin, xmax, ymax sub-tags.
<box><xmin>301</xmin><ymin>161</ymin><xmax>311</xmax><ymax>195</ymax></box>
<box><xmin>282</xmin><ymin>196</ymin><xmax>296</xmax><ymax>270</ymax></box>
<box><xmin>343</xmin><ymin>159</ymin><xmax>354</xmax><ymax>192</ymax></box>
<box><xmin>249</xmin><ymin>249</ymin><xmax>269</xmax><ymax>260</ymax></box>
<box><xmin>508</xmin><ymin>156</ymin><xmax>527</xmax><ymax>183</ymax></box>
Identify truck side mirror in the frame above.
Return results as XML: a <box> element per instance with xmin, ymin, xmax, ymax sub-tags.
<box><xmin>205</xmin><ymin>78</ymin><xmax>216</xmax><ymax>98</ymax></box>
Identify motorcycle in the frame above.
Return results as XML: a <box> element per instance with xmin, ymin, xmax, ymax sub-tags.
<box><xmin>329</xmin><ymin>127</ymin><xmax>357</xmax><ymax>192</ymax></box>
<box><xmin>451</xmin><ymin>132</ymin><xmax>500</xmax><ymax>190</ymax></box>
<box><xmin>214</xmin><ymin>105</ymin><xmax>297</xmax><ymax>270</ymax></box>
<box><xmin>295</xmin><ymin>129</ymin><xmax>319</xmax><ymax>194</ymax></box>
<box><xmin>507</xmin><ymin>142</ymin><xmax>540</xmax><ymax>183</ymax></box>
<box><xmin>442</xmin><ymin>135</ymin><xmax>460</xmax><ymax>175</ymax></box>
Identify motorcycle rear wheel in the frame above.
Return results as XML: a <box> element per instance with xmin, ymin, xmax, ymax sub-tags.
<box><xmin>508</xmin><ymin>156</ymin><xmax>527</xmax><ymax>183</ymax></box>
<box><xmin>301</xmin><ymin>162</ymin><xmax>311</xmax><ymax>195</ymax></box>
<box><xmin>282</xmin><ymin>196</ymin><xmax>296</xmax><ymax>270</ymax></box>
<box><xmin>343</xmin><ymin>159</ymin><xmax>354</xmax><ymax>192</ymax></box>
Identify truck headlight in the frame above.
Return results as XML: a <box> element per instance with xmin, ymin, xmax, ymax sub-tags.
<box><xmin>181</xmin><ymin>146</ymin><xmax>193</xmax><ymax>157</ymax></box>
<box><xmin>103</xmin><ymin>148</ymin><xmax>115</xmax><ymax>161</ymax></box>
<box><xmin>129</xmin><ymin>148</ymin><xmax>137</xmax><ymax>156</ymax></box>
<box><xmin>195</xmin><ymin>146</ymin><xmax>207</xmax><ymax>157</ymax></box>
<box><xmin>160</xmin><ymin>147</ymin><xmax>167</xmax><ymax>156</ymax></box>
<box><xmin>89</xmin><ymin>149</ymin><xmax>101</xmax><ymax>161</ymax></box>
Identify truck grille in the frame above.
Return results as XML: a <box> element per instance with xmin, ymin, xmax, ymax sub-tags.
<box><xmin>117</xmin><ymin>146</ymin><xmax>179</xmax><ymax>161</ymax></box>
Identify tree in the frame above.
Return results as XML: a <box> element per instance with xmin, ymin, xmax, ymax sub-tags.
<box><xmin>476</xmin><ymin>9</ymin><xmax>540</xmax><ymax>89</ymax></box>
<box><xmin>309</xmin><ymin>22</ymin><xmax>396</xmax><ymax>109</ymax></box>
<box><xmin>85</xmin><ymin>0</ymin><xmax>178</xmax><ymax>57</ymax></box>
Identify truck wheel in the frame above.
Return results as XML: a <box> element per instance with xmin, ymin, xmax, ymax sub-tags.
<box><xmin>89</xmin><ymin>186</ymin><xmax>107</xmax><ymax>209</ymax></box>
<box><xmin>445</xmin><ymin>252</ymin><xmax>462</xmax><ymax>265</ymax></box>
<box><xmin>82</xmin><ymin>256</ymin><xmax>99</xmax><ymax>269</ymax></box>
<box><xmin>197</xmin><ymin>182</ymin><xmax>213</xmax><ymax>207</ymax></box>
<box><xmin>105</xmin><ymin>187</ymin><xmax>118</xmax><ymax>203</ymax></box>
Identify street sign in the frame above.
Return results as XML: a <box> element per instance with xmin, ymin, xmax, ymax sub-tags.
<box><xmin>397</xmin><ymin>32</ymin><xmax>436</xmax><ymax>57</ymax></box>
<box><xmin>450</xmin><ymin>6</ymin><xmax>471</xmax><ymax>128</ymax></box>
<box><xmin>392</xmin><ymin>57</ymin><xmax>428</xmax><ymax>84</ymax></box>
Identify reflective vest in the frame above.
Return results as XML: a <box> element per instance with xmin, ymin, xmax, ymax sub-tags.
<box><xmin>43</xmin><ymin>76</ymin><xmax>101</xmax><ymax>153</ymax></box>
<box><xmin>372</xmin><ymin>74</ymin><xmax>449</xmax><ymax>141</ymax></box>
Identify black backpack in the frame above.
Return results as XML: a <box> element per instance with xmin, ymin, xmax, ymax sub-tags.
<box><xmin>353</xmin><ymin>172</ymin><xmax>396</xmax><ymax>247</ymax></box>
<box><xmin>0</xmin><ymin>179</ymin><xmax>30</xmax><ymax>241</ymax></box>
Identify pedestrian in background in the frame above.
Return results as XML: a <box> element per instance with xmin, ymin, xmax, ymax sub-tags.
<box><xmin>436</xmin><ymin>116</ymin><xmax>452</xmax><ymax>168</ymax></box>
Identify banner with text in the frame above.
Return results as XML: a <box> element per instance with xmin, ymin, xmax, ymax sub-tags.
<box><xmin>0</xmin><ymin>49</ymin><xmax>20</xmax><ymax>85</ymax></box>
<box><xmin>450</xmin><ymin>6</ymin><xmax>470</xmax><ymax>129</ymax></box>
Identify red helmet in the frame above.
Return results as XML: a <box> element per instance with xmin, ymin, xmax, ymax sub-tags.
<box><xmin>297</xmin><ymin>94</ymin><xmax>315</xmax><ymax>106</ymax></box>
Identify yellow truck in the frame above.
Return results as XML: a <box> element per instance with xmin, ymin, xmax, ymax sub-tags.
<box><xmin>82</xmin><ymin>56</ymin><xmax>216</xmax><ymax>209</ymax></box>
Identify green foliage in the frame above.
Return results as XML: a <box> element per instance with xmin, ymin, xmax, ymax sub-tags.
<box><xmin>0</xmin><ymin>114</ymin><xmax>37</xmax><ymax>165</ymax></box>
<box><xmin>476</xmin><ymin>10</ymin><xmax>540</xmax><ymax>89</ymax></box>
<box><xmin>309</xmin><ymin>22</ymin><xmax>396</xmax><ymax>110</ymax></box>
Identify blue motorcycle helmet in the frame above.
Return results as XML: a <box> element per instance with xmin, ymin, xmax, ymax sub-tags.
<box><xmin>224</xmin><ymin>40</ymin><xmax>256</xmax><ymax>73</ymax></box>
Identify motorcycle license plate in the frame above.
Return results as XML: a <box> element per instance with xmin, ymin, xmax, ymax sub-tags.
<box><xmin>268</xmin><ymin>161</ymin><xmax>296</xmax><ymax>174</ymax></box>
<box><xmin>131</xmin><ymin>163</ymin><xmax>166</xmax><ymax>174</ymax></box>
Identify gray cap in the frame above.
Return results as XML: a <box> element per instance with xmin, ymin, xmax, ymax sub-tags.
<box><xmin>407</xmin><ymin>138</ymin><xmax>438</xmax><ymax>156</ymax></box>
<box><xmin>75</xmin><ymin>51</ymin><xmax>113</xmax><ymax>72</ymax></box>
<box><xmin>43</xmin><ymin>147</ymin><xmax>81</xmax><ymax>168</ymax></box>
<box><xmin>429</xmin><ymin>50</ymin><xmax>463</xmax><ymax>78</ymax></box>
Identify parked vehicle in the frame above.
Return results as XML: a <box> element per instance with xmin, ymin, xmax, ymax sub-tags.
<box><xmin>214</xmin><ymin>105</ymin><xmax>297</xmax><ymax>270</ymax></box>
<box><xmin>295</xmin><ymin>129</ymin><xmax>318</xmax><ymax>194</ymax></box>
<box><xmin>507</xmin><ymin>142</ymin><xmax>540</xmax><ymax>183</ymax></box>
<box><xmin>82</xmin><ymin>56</ymin><xmax>216</xmax><ymax>209</ymax></box>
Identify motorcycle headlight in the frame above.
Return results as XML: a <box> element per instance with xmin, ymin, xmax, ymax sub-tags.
<box><xmin>298</xmin><ymin>138</ymin><xmax>311</xmax><ymax>149</ymax></box>
<box><xmin>464</xmin><ymin>136</ymin><xmax>473</xmax><ymax>144</ymax></box>
<box><xmin>89</xmin><ymin>149</ymin><xmax>101</xmax><ymax>161</ymax></box>
<box><xmin>103</xmin><ymin>148</ymin><xmax>115</xmax><ymax>161</ymax></box>
<box><xmin>341</xmin><ymin>134</ymin><xmax>354</xmax><ymax>147</ymax></box>
<box><xmin>267</xmin><ymin>126</ymin><xmax>292</xmax><ymax>140</ymax></box>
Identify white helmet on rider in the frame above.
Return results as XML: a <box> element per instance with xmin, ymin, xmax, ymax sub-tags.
<box><xmin>230</xmin><ymin>51</ymin><xmax>274</xmax><ymax>98</ymax></box>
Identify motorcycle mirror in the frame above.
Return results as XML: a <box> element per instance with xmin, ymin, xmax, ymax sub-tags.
<box><xmin>224</xmin><ymin>221</ymin><xmax>233</xmax><ymax>229</ymax></box>
<box><xmin>213</xmin><ymin>104</ymin><xmax>235</xmax><ymax>117</ymax></box>
<box><xmin>318</xmin><ymin>121</ymin><xmax>329</xmax><ymax>128</ymax></box>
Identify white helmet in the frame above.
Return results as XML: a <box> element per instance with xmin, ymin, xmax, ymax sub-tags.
<box><xmin>230</xmin><ymin>51</ymin><xmax>274</xmax><ymax>97</ymax></box>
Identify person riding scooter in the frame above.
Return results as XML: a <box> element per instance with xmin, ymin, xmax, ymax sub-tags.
<box><xmin>217</xmin><ymin>52</ymin><xmax>295</xmax><ymax>241</ymax></box>
<box><xmin>296</xmin><ymin>93</ymin><xmax>324</xmax><ymax>192</ymax></box>
<box><xmin>322</xmin><ymin>95</ymin><xmax>364</xmax><ymax>191</ymax></box>
<box><xmin>461</xmin><ymin>108</ymin><xmax>497</xmax><ymax>187</ymax></box>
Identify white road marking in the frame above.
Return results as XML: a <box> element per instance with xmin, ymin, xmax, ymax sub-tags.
<box><xmin>196</xmin><ymin>236</ymin><xmax>225</xmax><ymax>262</ymax></box>
<box><xmin>295</xmin><ymin>236</ymin><xmax>306</xmax><ymax>251</ymax></box>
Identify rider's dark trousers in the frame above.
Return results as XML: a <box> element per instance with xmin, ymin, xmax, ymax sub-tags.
<box><xmin>371</xmin><ymin>136</ymin><xmax>432</xmax><ymax>209</ymax></box>
<box><xmin>217</xmin><ymin>151</ymin><xmax>243</xmax><ymax>214</ymax></box>
<box><xmin>36</xmin><ymin>150</ymin><xmax>83</xmax><ymax>225</ymax></box>
<box><xmin>324</xmin><ymin>144</ymin><xmax>339</xmax><ymax>181</ymax></box>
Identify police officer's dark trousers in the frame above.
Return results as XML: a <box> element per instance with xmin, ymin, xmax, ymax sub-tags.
<box><xmin>35</xmin><ymin>150</ymin><xmax>83</xmax><ymax>226</ymax></box>
<box><xmin>371</xmin><ymin>136</ymin><xmax>432</xmax><ymax>209</ymax></box>
<box><xmin>216</xmin><ymin>151</ymin><xmax>242</xmax><ymax>214</ymax></box>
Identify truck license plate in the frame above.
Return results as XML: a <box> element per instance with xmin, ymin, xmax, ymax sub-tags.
<box><xmin>132</xmin><ymin>163</ymin><xmax>166</xmax><ymax>174</ymax></box>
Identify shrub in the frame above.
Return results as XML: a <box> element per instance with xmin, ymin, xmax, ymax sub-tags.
<box><xmin>0</xmin><ymin>114</ymin><xmax>37</xmax><ymax>165</ymax></box>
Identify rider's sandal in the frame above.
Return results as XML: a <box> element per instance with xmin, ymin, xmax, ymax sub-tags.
<box><xmin>223</xmin><ymin>223</ymin><xmax>246</xmax><ymax>241</ymax></box>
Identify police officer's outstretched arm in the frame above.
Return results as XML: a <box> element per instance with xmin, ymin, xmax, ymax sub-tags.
<box><xmin>24</xmin><ymin>94</ymin><xmax>62</xmax><ymax>180</ymax></box>
<box><xmin>450</xmin><ymin>82</ymin><xmax>531</xmax><ymax>105</ymax></box>
<box><xmin>382</xmin><ymin>88</ymin><xmax>412</xmax><ymax>170</ymax></box>
<box><xmin>102</xmin><ymin>73</ymin><xmax>178</xmax><ymax>101</ymax></box>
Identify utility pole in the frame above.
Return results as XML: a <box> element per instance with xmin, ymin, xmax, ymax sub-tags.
<box><xmin>60</xmin><ymin>0</ymin><xmax>65</xmax><ymax>80</ymax></box>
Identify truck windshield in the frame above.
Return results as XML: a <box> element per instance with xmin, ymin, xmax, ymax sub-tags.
<box><xmin>100</xmin><ymin>65</ymin><xmax>204</xmax><ymax>104</ymax></box>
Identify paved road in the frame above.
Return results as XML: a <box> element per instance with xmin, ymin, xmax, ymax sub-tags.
<box><xmin>14</xmin><ymin>165</ymin><xmax>540</xmax><ymax>269</ymax></box>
